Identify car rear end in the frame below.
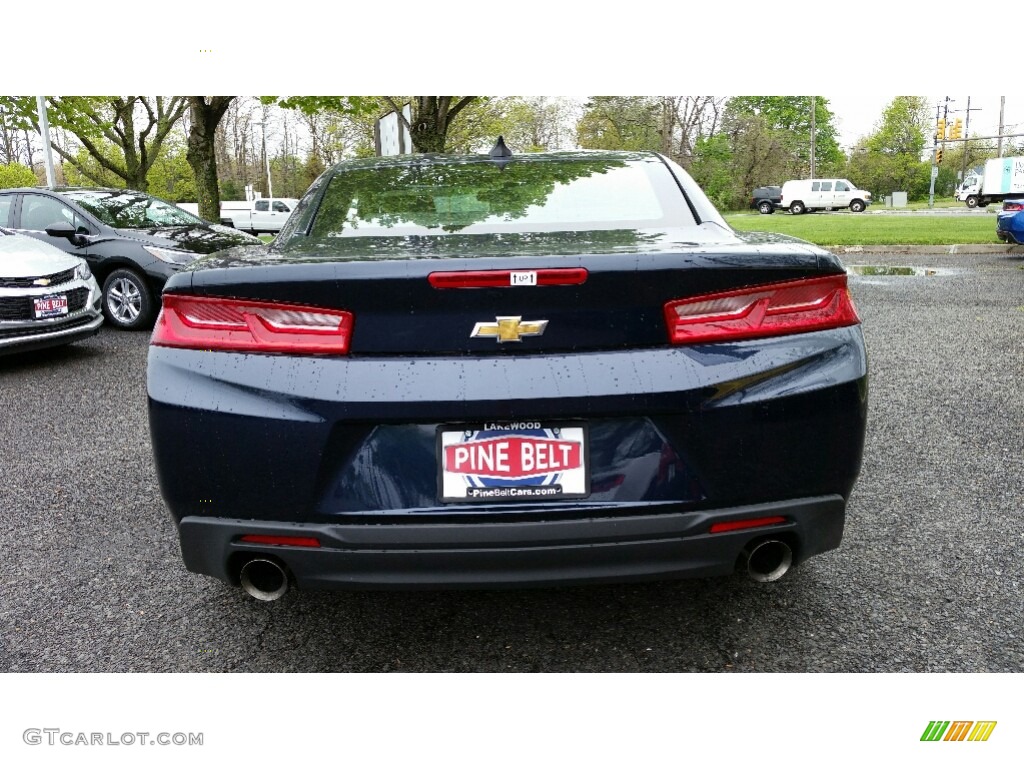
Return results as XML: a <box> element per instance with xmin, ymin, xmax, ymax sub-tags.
<box><xmin>147</xmin><ymin>151</ymin><xmax>868</xmax><ymax>597</ymax></box>
<box><xmin>996</xmin><ymin>199</ymin><xmax>1024</xmax><ymax>244</ymax></box>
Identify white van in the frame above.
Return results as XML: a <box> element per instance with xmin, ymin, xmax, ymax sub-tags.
<box><xmin>779</xmin><ymin>179</ymin><xmax>871</xmax><ymax>214</ymax></box>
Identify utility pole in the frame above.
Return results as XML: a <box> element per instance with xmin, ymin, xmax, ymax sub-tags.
<box><xmin>997</xmin><ymin>96</ymin><xmax>1006</xmax><ymax>157</ymax></box>
<box><xmin>35</xmin><ymin>96</ymin><xmax>56</xmax><ymax>189</ymax></box>
<box><xmin>960</xmin><ymin>96</ymin><xmax>982</xmax><ymax>184</ymax></box>
<box><xmin>929</xmin><ymin>97</ymin><xmax>953</xmax><ymax>208</ymax></box>
<box><xmin>810</xmin><ymin>95</ymin><xmax>816</xmax><ymax>179</ymax></box>
<box><xmin>928</xmin><ymin>103</ymin><xmax>941</xmax><ymax>208</ymax></box>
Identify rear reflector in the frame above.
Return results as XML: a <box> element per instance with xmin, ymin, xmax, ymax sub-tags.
<box><xmin>1003</xmin><ymin>202</ymin><xmax>1024</xmax><ymax>212</ymax></box>
<box><xmin>239</xmin><ymin>535</ymin><xmax>321</xmax><ymax>548</ymax></box>
<box><xmin>709</xmin><ymin>516</ymin><xmax>786</xmax><ymax>534</ymax></box>
<box><xmin>429</xmin><ymin>268</ymin><xmax>587</xmax><ymax>289</ymax></box>
<box><xmin>152</xmin><ymin>295</ymin><xmax>353</xmax><ymax>355</ymax></box>
<box><xmin>664</xmin><ymin>274</ymin><xmax>859</xmax><ymax>345</ymax></box>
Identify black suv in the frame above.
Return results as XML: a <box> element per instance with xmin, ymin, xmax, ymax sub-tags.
<box><xmin>750</xmin><ymin>186</ymin><xmax>782</xmax><ymax>214</ymax></box>
<box><xmin>0</xmin><ymin>187</ymin><xmax>261</xmax><ymax>329</ymax></box>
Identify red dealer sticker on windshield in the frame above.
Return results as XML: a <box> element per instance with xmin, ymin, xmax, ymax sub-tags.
<box><xmin>438</xmin><ymin>423</ymin><xmax>589</xmax><ymax>502</ymax></box>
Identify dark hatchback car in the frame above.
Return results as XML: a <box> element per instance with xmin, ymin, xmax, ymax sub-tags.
<box><xmin>750</xmin><ymin>185</ymin><xmax>782</xmax><ymax>214</ymax></box>
<box><xmin>0</xmin><ymin>187</ymin><xmax>261</xmax><ymax>329</ymax></box>
<box><xmin>147</xmin><ymin>148</ymin><xmax>868</xmax><ymax>601</ymax></box>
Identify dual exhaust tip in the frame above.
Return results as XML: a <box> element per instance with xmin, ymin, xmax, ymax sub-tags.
<box><xmin>239</xmin><ymin>558</ymin><xmax>289</xmax><ymax>601</ymax></box>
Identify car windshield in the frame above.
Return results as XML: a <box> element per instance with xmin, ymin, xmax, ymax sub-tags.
<box><xmin>63</xmin><ymin>190</ymin><xmax>203</xmax><ymax>228</ymax></box>
<box><xmin>306</xmin><ymin>155</ymin><xmax>696</xmax><ymax>238</ymax></box>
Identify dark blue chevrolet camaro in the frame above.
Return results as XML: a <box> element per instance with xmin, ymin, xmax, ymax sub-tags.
<box><xmin>147</xmin><ymin>147</ymin><xmax>868</xmax><ymax>600</ymax></box>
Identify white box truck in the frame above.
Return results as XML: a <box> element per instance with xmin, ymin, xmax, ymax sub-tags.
<box><xmin>956</xmin><ymin>156</ymin><xmax>1024</xmax><ymax>208</ymax></box>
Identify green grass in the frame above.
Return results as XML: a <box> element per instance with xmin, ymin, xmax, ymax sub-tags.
<box><xmin>258</xmin><ymin>234</ymin><xmax>274</xmax><ymax>243</ymax></box>
<box><xmin>725</xmin><ymin>212</ymin><xmax>998</xmax><ymax>245</ymax></box>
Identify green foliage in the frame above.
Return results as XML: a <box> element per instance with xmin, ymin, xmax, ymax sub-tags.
<box><xmin>147</xmin><ymin>142</ymin><xmax>197</xmax><ymax>202</ymax></box>
<box><xmin>62</xmin><ymin>138</ymin><xmax>197</xmax><ymax>201</ymax></box>
<box><xmin>727</xmin><ymin>96</ymin><xmax>845</xmax><ymax>174</ymax></box>
<box><xmin>2</xmin><ymin>96</ymin><xmax>189</xmax><ymax>191</ymax></box>
<box><xmin>219</xmin><ymin>178</ymin><xmax>243</xmax><ymax>202</ymax></box>
<box><xmin>846</xmin><ymin>97</ymin><xmax>952</xmax><ymax>201</ymax></box>
<box><xmin>262</xmin><ymin>96</ymin><xmax>379</xmax><ymax>117</ymax></box>
<box><xmin>688</xmin><ymin>134</ymin><xmax>735</xmax><ymax>209</ymax></box>
<box><xmin>576</xmin><ymin>97</ymin><xmax>661</xmax><ymax>151</ymax></box>
<box><xmin>866</xmin><ymin>97</ymin><xmax>929</xmax><ymax>156</ymax></box>
<box><xmin>63</xmin><ymin>146</ymin><xmax>122</xmax><ymax>188</ymax></box>
<box><xmin>0</xmin><ymin>162</ymin><xmax>38</xmax><ymax>189</ymax></box>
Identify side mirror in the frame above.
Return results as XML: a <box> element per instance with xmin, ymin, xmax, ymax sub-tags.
<box><xmin>44</xmin><ymin>221</ymin><xmax>88</xmax><ymax>247</ymax></box>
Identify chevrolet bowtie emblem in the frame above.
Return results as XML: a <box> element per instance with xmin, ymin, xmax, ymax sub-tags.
<box><xmin>471</xmin><ymin>316</ymin><xmax>548</xmax><ymax>343</ymax></box>
<box><xmin>33</xmin><ymin>278</ymin><xmax>51</xmax><ymax>286</ymax></box>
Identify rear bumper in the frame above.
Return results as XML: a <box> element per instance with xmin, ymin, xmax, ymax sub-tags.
<box><xmin>178</xmin><ymin>495</ymin><xmax>845</xmax><ymax>590</ymax></box>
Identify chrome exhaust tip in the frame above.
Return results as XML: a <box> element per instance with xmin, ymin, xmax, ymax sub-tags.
<box><xmin>239</xmin><ymin>558</ymin><xmax>289</xmax><ymax>601</ymax></box>
<box><xmin>744</xmin><ymin>539</ymin><xmax>793</xmax><ymax>583</ymax></box>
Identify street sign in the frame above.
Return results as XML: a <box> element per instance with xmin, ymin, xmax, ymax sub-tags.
<box><xmin>931</xmin><ymin>166</ymin><xmax>939</xmax><ymax>179</ymax></box>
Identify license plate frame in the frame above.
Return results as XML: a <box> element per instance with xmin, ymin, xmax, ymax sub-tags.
<box><xmin>33</xmin><ymin>294</ymin><xmax>69</xmax><ymax>319</ymax></box>
<box><xmin>437</xmin><ymin>421</ymin><xmax>590</xmax><ymax>503</ymax></box>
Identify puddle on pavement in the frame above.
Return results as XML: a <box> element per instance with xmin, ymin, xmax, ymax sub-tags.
<box><xmin>847</xmin><ymin>264</ymin><xmax>942</xmax><ymax>277</ymax></box>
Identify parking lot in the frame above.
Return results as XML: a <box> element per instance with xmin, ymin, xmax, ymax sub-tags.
<box><xmin>1</xmin><ymin>250</ymin><xmax>1022</xmax><ymax>673</ymax></box>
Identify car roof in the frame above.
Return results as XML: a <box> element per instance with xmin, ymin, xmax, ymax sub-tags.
<box><xmin>1</xmin><ymin>186</ymin><xmax>148</xmax><ymax>195</ymax></box>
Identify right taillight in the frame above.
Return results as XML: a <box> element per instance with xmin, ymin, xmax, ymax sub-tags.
<box><xmin>152</xmin><ymin>294</ymin><xmax>353</xmax><ymax>355</ymax></box>
<box><xmin>664</xmin><ymin>274</ymin><xmax>860</xmax><ymax>345</ymax></box>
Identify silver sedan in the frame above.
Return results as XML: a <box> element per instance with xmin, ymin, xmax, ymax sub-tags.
<box><xmin>0</xmin><ymin>229</ymin><xmax>103</xmax><ymax>355</ymax></box>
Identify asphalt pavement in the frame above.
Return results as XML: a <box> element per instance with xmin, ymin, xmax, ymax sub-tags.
<box><xmin>1</xmin><ymin>250</ymin><xmax>1022</xmax><ymax>672</ymax></box>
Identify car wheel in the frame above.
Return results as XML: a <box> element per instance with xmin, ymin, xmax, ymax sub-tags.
<box><xmin>965</xmin><ymin>195</ymin><xmax>978</xmax><ymax>208</ymax></box>
<box><xmin>102</xmin><ymin>269</ymin><xmax>153</xmax><ymax>330</ymax></box>
<box><xmin>850</xmin><ymin>200</ymin><xmax>865</xmax><ymax>213</ymax></box>
<box><xmin>758</xmin><ymin>201</ymin><xmax>774</xmax><ymax>215</ymax></box>
<box><xmin>790</xmin><ymin>201</ymin><xmax>806</xmax><ymax>215</ymax></box>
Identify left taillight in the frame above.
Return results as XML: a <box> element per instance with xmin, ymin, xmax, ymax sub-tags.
<box><xmin>151</xmin><ymin>295</ymin><xmax>353</xmax><ymax>355</ymax></box>
<box><xmin>1002</xmin><ymin>202</ymin><xmax>1024</xmax><ymax>212</ymax></box>
<box><xmin>664</xmin><ymin>274</ymin><xmax>860</xmax><ymax>345</ymax></box>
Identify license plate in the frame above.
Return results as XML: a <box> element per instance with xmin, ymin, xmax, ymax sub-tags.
<box><xmin>438</xmin><ymin>422</ymin><xmax>589</xmax><ymax>502</ymax></box>
<box><xmin>33</xmin><ymin>294</ymin><xmax>69</xmax><ymax>319</ymax></box>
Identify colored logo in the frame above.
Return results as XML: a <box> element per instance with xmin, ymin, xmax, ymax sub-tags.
<box><xmin>444</xmin><ymin>433</ymin><xmax>582</xmax><ymax>480</ymax></box>
<box><xmin>921</xmin><ymin>721</ymin><xmax>997</xmax><ymax>742</ymax></box>
<box><xmin>470</xmin><ymin>316</ymin><xmax>548</xmax><ymax>343</ymax></box>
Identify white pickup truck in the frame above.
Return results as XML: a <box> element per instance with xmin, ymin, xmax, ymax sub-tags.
<box><xmin>219</xmin><ymin>198</ymin><xmax>300</xmax><ymax>234</ymax></box>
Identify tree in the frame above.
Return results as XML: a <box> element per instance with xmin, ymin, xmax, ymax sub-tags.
<box><xmin>866</xmin><ymin>97</ymin><xmax>929</xmax><ymax>157</ymax></box>
<box><xmin>0</xmin><ymin>162</ymin><xmax>37</xmax><ymax>189</ymax></box>
<box><xmin>6</xmin><ymin>97</ymin><xmax>189</xmax><ymax>191</ymax></box>
<box><xmin>847</xmin><ymin>97</ymin><xmax>935</xmax><ymax>200</ymax></box>
<box><xmin>576</xmin><ymin>96</ymin><xmax>724</xmax><ymax>168</ymax></box>
<box><xmin>186</xmin><ymin>97</ymin><xmax>235</xmax><ymax>221</ymax></box>
<box><xmin>382</xmin><ymin>97</ymin><xmax>479</xmax><ymax>153</ymax></box>
<box><xmin>726</xmin><ymin>96</ymin><xmax>845</xmax><ymax>176</ymax></box>
<box><xmin>576</xmin><ymin>97</ymin><xmax>662</xmax><ymax>151</ymax></box>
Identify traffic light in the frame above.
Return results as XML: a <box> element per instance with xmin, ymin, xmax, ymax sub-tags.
<box><xmin>936</xmin><ymin>149</ymin><xmax>944</xmax><ymax>164</ymax></box>
<box><xmin>936</xmin><ymin>118</ymin><xmax>946</xmax><ymax>140</ymax></box>
<box><xmin>952</xmin><ymin>118</ymin><xmax>963</xmax><ymax>139</ymax></box>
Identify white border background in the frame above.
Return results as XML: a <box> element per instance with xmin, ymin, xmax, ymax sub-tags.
<box><xmin>3</xmin><ymin>3</ymin><xmax>1018</xmax><ymax>765</ymax></box>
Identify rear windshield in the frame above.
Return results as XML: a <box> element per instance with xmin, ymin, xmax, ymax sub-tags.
<box><xmin>305</xmin><ymin>156</ymin><xmax>695</xmax><ymax>238</ymax></box>
<box><xmin>64</xmin><ymin>190</ymin><xmax>203</xmax><ymax>229</ymax></box>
